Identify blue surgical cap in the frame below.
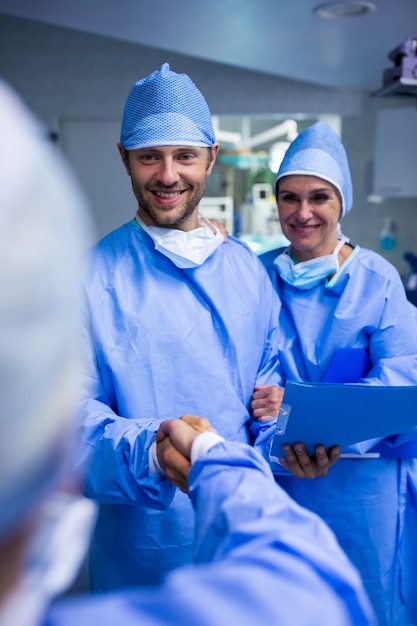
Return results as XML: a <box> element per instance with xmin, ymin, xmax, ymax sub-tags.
<box><xmin>275</xmin><ymin>121</ymin><xmax>353</xmax><ymax>217</ymax></box>
<box><xmin>120</xmin><ymin>63</ymin><xmax>216</xmax><ymax>150</ymax></box>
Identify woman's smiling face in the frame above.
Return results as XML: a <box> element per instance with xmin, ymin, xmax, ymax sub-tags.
<box><xmin>276</xmin><ymin>175</ymin><xmax>343</xmax><ymax>262</ymax></box>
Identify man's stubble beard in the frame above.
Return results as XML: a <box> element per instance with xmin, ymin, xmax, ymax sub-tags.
<box><xmin>132</xmin><ymin>179</ymin><xmax>206</xmax><ymax>228</ymax></box>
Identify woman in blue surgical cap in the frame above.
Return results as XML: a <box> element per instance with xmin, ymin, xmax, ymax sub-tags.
<box><xmin>257</xmin><ymin>121</ymin><xmax>417</xmax><ymax>626</ymax></box>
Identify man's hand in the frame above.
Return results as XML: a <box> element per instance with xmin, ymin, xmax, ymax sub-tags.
<box><xmin>156</xmin><ymin>415</ymin><xmax>216</xmax><ymax>493</ymax></box>
<box><xmin>251</xmin><ymin>384</ymin><xmax>284</xmax><ymax>422</ymax></box>
<box><xmin>279</xmin><ymin>443</ymin><xmax>340</xmax><ymax>479</ymax></box>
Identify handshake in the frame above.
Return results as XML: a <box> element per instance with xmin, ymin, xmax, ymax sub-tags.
<box><xmin>154</xmin><ymin>385</ymin><xmax>284</xmax><ymax>493</ymax></box>
<box><xmin>155</xmin><ymin>415</ymin><xmax>218</xmax><ymax>493</ymax></box>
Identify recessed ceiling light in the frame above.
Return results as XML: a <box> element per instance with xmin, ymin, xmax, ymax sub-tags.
<box><xmin>313</xmin><ymin>1</ymin><xmax>376</xmax><ymax>19</ymax></box>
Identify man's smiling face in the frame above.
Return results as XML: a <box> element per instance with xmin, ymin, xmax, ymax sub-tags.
<box><xmin>119</xmin><ymin>144</ymin><xmax>218</xmax><ymax>232</ymax></box>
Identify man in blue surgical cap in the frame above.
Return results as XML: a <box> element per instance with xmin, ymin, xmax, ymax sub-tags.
<box><xmin>75</xmin><ymin>63</ymin><xmax>286</xmax><ymax>591</ymax></box>
<box><xmin>0</xmin><ymin>79</ymin><xmax>377</xmax><ymax>626</ymax></box>
<box><xmin>256</xmin><ymin>121</ymin><xmax>417</xmax><ymax>626</ymax></box>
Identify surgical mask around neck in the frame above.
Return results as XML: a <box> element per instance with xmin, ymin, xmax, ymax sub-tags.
<box><xmin>136</xmin><ymin>213</ymin><xmax>224</xmax><ymax>269</ymax></box>
<box><xmin>274</xmin><ymin>236</ymin><xmax>347</xmax><ymax>290</ymax></box>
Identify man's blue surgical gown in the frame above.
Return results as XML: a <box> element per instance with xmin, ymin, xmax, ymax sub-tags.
<box><xmin>76</xmin><ymin>221</ymin><xmax>282</xmax><ymax>590</ymax></box>
<box><xmin>45</xmin><ymin>442</ymin><xmax>376</xmax><ymax>626</ymax></box>
<box><xmin>260</xmin><ymin>245</ymin><xmax>417</xmax><ymax>626</ymax></box>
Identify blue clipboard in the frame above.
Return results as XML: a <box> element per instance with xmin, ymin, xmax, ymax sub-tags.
<box><xmin>271</xmin><ymin>380</ymin><xmax>417</xmax><ymax>458</ymax></box>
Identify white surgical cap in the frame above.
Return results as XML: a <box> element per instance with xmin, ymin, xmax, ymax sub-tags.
<box><xmin>0</xmin><ymin>81</ymin><xmax>91</xmax><ymax>537</ymax></box>
<box><xmin>120</xmin><ymin>63</ymin><xmax>216</xmax><ymax>149</ymax></box>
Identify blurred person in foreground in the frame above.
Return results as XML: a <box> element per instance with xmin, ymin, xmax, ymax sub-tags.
<box><xmin>0</xmin><ymin>81</ymin><xmax>376</xmax><ymax>626</ymax></box>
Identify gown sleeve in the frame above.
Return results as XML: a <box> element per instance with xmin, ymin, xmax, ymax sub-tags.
<box><xmin>252</xmin><ymin>261</ymin><xmax>284</xmax><ymax>387</ymax></box>
<box><xmin>46</xmin><ymin>442</ymin><xmax>376</xmax><ymax>626</ymax></box>
<box><xmin>344</xmin><ymin>269</ymin><xmax>417</xmax><ymax>454</ymax></box>
<box><xmin>73</xmin><ymin>305</ymin><xmax>176</xmax><ymax>509</ymax></box>
<box><xmin>360</xmin><ymin>271</ymin><xmax>417</xmax><ymax>386</ymax></box>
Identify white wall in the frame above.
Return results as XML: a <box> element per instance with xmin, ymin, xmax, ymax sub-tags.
<box><xmin>60</xmin><ymin>118</ymin><xmax>136</xmax><ymax>239</ymax></box>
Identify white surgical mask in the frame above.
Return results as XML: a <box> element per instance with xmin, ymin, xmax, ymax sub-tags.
<box><xmin>274</xmin><ymin>236</ymin><xmax>347</xmax><ymax>289</ymax></box>
<box><xmin>0</xmin><ymin>492</ymin><xmax>97</xmax><ymax>626</ymax></box>
<box><xmin>136</xmin><ymin>213</ymin><xmax>224</xmax><ymax>269</ymax></box>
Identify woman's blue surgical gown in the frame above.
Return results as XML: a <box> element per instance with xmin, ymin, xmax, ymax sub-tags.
<box><xmin>45</xmin><ymin>442</ymin><xmax>376</xmax><ymax>626</ymax></box>
<box><xmin>76</xmin><ymin>222</ymin><xmax>282</xmax><ymax>590</ymax></box>
<box><xmin>260</xmin><ymin>245</ymin><xmax>417</xmax><ymax>626</ymax></box>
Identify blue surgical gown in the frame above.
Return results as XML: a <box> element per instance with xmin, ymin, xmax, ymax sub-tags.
<box><xmin>76</xmin><ymin>221</ymin><xmax>282</xmax><ymax>590</ymax></box>
<box><xmin>260</xmin><ymin>245</ymin><xmax>417</xmax><ymax>626</ymax></box>
<box><xmin>45</xmin><ymin>442</ymin><xmax>376</xmax><ymax>626</ymax></box>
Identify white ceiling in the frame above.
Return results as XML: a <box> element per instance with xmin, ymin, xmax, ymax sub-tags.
<box><xmin>0</xmin><ymin>0</ymin><xmax>416</xmax><ymax>91</ymax></box>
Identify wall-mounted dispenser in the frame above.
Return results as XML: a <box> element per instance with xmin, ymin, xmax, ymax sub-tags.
<box><xmin>379</xmin><ymin>217</ymin><xmax>397</xmax><ymax>251</ymax></box>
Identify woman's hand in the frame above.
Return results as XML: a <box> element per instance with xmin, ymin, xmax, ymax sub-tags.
<box><xmin>279</xmin><ymin>443</ymin><xmax>340</xmax><ymax>479</ymax></box>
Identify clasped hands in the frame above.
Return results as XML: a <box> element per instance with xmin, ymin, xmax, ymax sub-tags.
<box><xmin>251</xmin><ymin>384</ymin><xmax>340</xmax><ymax>479</ymax></box>
<box><xmin>156</xmin><ymin>414</ymin><xmax>217</xmax><ymax>494</ymax></box>
<box><xmin>156</xmin><ymin>384</ymin><xmax>341</xmax><ymax>492</ymax></box>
